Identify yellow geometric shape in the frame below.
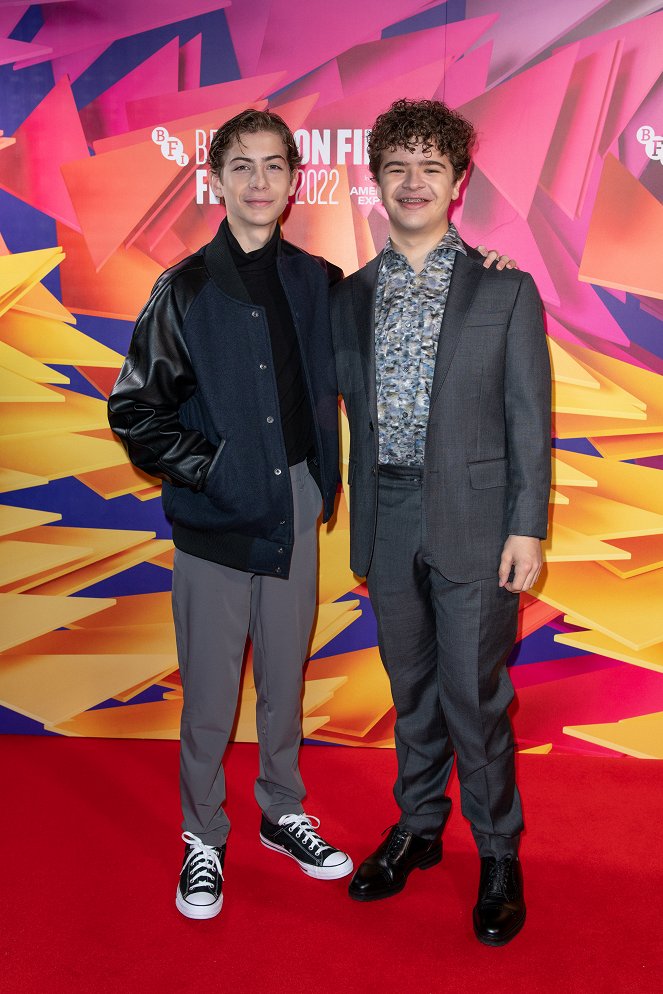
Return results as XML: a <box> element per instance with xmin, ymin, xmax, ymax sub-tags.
<box><xmin>0</xmin><ymin>247</ymin><xmax>65</xmax><ymax>318</ymax></box>
<box><xmin>3</xmin><ymin>621</ymin><xmax>177</xmax><ymax>657</ymax></box>
<box><xmin>0</xmin><ymin>504</ymin><xmax>61</xmax><ymax>537</ymax></box>
<box><xmin>551</xmin><ymin>449</ymin><xmax>663</xmax><ymax>515</ymax></box>
<box><xmin>113</xmin><ymin>667</ymin><xmax>178</xmax><ymax>703</ymax></box>
<box><xmin>542</xmin><ymin>522</ymin><xmax>630</xmax><ymax>562</ymax></box>
<box><xmin>1</xmin><ymin>387</ymin><xmax>109</xmax><ymax>440</ymax></box>
<box><xmin>552</xmin><ymin>373</ymin><xmax>645</xmax><ymax>419</ymax></box>
<box><xmin>13</xmin><ymin>280</ymin><xmax>75</xmax><ymax>324</ymax></box>
<box><xmin>0</xmin><ymin>592</ymin><xmax>115</xmax><ymax>652</ymax></box>
<box><xmin>132</xmin><ymin>486</ymin><xmax>162</xmax><ymax>501</ymax></box>
<box><xmin>598</xmin><ymin>534</ymin><xmax>663</xmax><ymax>579</ymax></box>
<box><xmin>306</xmin><ymin>646</ymin><xmax>393</xmax><ymax>737</ymax></box>
<box><xmin>317</xmin><ymin>524</ymin><xmax>360</xmax><ymax>602</ymax></box>
<box><xmin>532</xmin><ymin>561</ymin><xmax>663</xmax><ymax>649</ymax></box>
<box><xmin>590</xmin><ymin>433</ymin><xmax>663</xmax><ymax>460</ymax></box>
<box><xmin>29</xmin><ymin>539</ymin><xmax>173</xmax><ymax>596</ymax></box>
<box><xmin>518</xmin><ymin>744</ymin><xmax>553</xmax><ymax>754</ymax></box>
<box><xmin>0</xmin><ymin>433</ymin><xmax>127</xmax><ymax>479</ymax></box>
<box><xmin>549</xmin><ymin>490</ymin><xmax>570</xmax><ymax>505</ymax></box>
<box><xmin>310</xmin><ymin>600</ymin><xmax>361</xmax><ymax>656</ymax></box>
<box><xmin>76</xmin><ymin>461</ymin><xmax>159</xmax><ymax>499</ymax></box>
<box><xmin>554</xmin><ymin>627</ymin><xmax>663</xmax><ymax>675</ymax></box>
<box><xmin>550</xmin><ymin>489</ymin><xmax>663</xmax><ymax>540</ymax></box>
<box><xmin>66</xmin><ymin>591</ymin><xmax>173</xmax><ymax>629</ymax></box>
<box><xmin>0</xmin><ymin>310</ymin><xmax>122</xmax><ymax>366</ymax></box>
<box><xmin>551</xmin><ymin>454</ymin><xmax>597</xmax><ymax>489</ymax></box>
<box><xmin>0</xmin><ymin>340</ymin><xmax>69</xmax><ymax>385</ymax></box>
<box><xmin>549</xmin><ymin>338</ymin><xmax>599</xmax><ymax>389</ymax></box>
<box><xmin>0</xmin><ymin>468</ymin><xmax>48</xmax><ymax>493</ymax></box>
<box><xmin>0</xmin><ymin>653</ymin><xmax>178</xmax><ymax>726</ymax></box>
<box><xmin>0</xmin><ymin>367</ymin><xmax>65</xmax><ymax>402</ymax></box>
<box><xmin>563</xmin><ymin>712</ymin><xmax>663</xmax><ymax>759</ymax></box>
<box><xmin>0</xmin><ymin>539</ymin><xmax>90</xmax><ymax>588</ymax></box>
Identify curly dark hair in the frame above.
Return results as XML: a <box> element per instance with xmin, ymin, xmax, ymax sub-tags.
<box><xmin>208</xmin><ymin>108</ymin><xmax>302</xmax><ymax>176</ymax></box>
<box><xmin>368</xmin><ymin>99</ymin><xmax>475</xmax><ymax>180</ymax></box>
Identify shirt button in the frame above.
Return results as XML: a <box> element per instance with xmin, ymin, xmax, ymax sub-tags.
<box><xmin>259</xmin><ymin>363</ymin><xmax>267</xmax><ymax>370</ymax></box>
<box><xmin>266</xmin><ymin>416</ymin><xmax>274</xmax><ymax>424</ymax></box>
<box><xmin>252</xmin><ymin>310</ymin><xmax>260</xmax><ymax>318</ymax></box>
<box><xmin>371</xmin><ymin>467</ymin><xmax>376</xmax><ymax>476</ymax></box>
<box><xmin>274</xmin><ymin>468</ymin><xmax>282</xmax><ymax>476</ymax></box>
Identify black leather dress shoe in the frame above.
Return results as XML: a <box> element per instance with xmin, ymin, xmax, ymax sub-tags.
<box><xmin>348</xmin><ymin>826</ymin><xmax>442</xmax><ymax>902</ymax></box>
<box><xmin>473</xmin><ymin>855</ymin><xmax>526</xmax><ymax>946</ymax></box>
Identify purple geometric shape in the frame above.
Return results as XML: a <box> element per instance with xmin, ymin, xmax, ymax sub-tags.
<box><xmin>179</xmin><ymin>34</ymin><xmax>202</xmax><ymax>91</ymax></box>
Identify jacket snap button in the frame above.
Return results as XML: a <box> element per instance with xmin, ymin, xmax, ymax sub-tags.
<box><xmin>278</xmin><ymin>547</ymin><xmax>284</xmax><ymax>554</ymax></box>
<box><xmin>266</xmin><ymin>416</ymin><xmax>274</xmax><ymax>424</ymax></box>
<box><xmin>259</xmin><ymin>363</ymin><xmax>267</xmax><ymax>370</ymax></box>
<box><xmin>274</xmin><ymin>468</ymin><xmax>282</xmax><ymax>475</ymax></box>
<box><xmin>279</xmin><ymin>519</ymin><xmax>286</xmax><ymax>525</ymax></box>
<box><xmin>275</xmin><ymin>566</ymin><xmax>282</xmax><ymax>574</ymax></box>
<box><xmin>252</xmin><ymin>310</ymin><xmax>260</xmax><ymax>318</ymax></box>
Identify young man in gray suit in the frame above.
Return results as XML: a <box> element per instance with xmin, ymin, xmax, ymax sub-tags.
<box><xmin>332</xmin><ymin>99</ymin><xmax>551</xmax><ymax>945</ymax></box>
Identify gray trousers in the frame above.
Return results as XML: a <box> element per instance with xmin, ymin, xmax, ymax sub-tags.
<box><xmin>171</xmin><ymin>460</ymin><xmax>321</xmax><ymax>846</ymax></box>
<box><xmin>366</xmin><ymin>467</ymin><xmax>522</xmax><ymax>858</ymax></box>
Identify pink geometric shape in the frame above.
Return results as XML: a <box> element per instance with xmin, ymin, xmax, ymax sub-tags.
<box><xmin>0</xmin><ymin>7</ymin><xmax>29</xmax><ymax>39</ymax></box>
<box><xmin>460</xmin><ymin>167</ymin><xmax>559</xmax><ymax>306</ymax></box>
<box><xmin>465</xmin><ymin>0</ymin><xmax>612</xmax><ymax>86</ymax></box>
<box><xmin>78</xmin><ymin>39</ymin><xmax>180</xmax><ymax>145</ymax></box>
<box><xmin>224</xmin><ymin>0</ymin><xmax>272</xmax><ymax>78</ymax></box>
<box><xmin>0</xmin><ymin>76</ymin><xmax>89</xmax><ymax>230</ymax></box>
<box><xmin>20</xmin><ymin>1</ymin><xmax>229</xmax><ymax>69</ymax></box>
<box><xmin>179</xmin><ymin>34</ymin><xmax>202</xmax><ymax>91</ymax></box>
<box><xmin>50</xmin><ymin>43</ymin><xmax>108</xmax><ymax>83</ymax></box>
<box><xmin>255</xmin><ymin>0</ymin><xmax>432</xmax><ymax>89</ymax></box>
<box><xmin>619</xmin><ymin>76</ymin><xmax>663</xmax><ymax>180</ymax></box>
<box><xmin>568</xmin><ymin>9</ymin><xmax>663</xmax><ymax>155</ymax></box>
<box><xmin>265</xmin><ymin>95</ymin><xmax>321</xmax><ymax>136</ymax></box>
<box><xmin>529</xmin><ymin>200</ymin><xmax>629</xmax><ymax>346</ymax></box>
<box><xmin>0</xmin><ymin>37</ymin><xmax>52</xmax><ymax>67</ymax></box>
<box><xmin>336</xmin><ymin>14</ymin><xmax>497</xmax><ymax>97</ymax></box>
<box><xmin>125</xmin><ymin>72</ymin><xmax>286</xmax><ymax>132</ymax></box>
<box><xmin>435</xmin><ymin>41</ymin><xmax>493</xmax><ymax>108</ymax></box>
<box><xmin>308</xmin><ymin>60</ymin><xmax>450</xmax><ymax>131</ymax></box>
<box><xmin>271</xmin><ymin>61</ymin><xmax>344</xmax><ymax>110</ymax></box>
<box><xmin>540</xmin><ymin>40</ymin><xmax>621</xmax><ymax>219</ymax></box>
<box><xmin>459</xmin><ymin>44</ymin><xmax>578</xmax><ymax>219</ymax></box>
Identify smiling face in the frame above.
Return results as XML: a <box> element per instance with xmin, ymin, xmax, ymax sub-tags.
<box><xmin>376</xmin><ymin>143</ymin><xmax>465</xmax><ymax>249</ymax></box>
<box><xmin>209</xmin><ymin>130</ymin><xmax>298</xmax><ymax>251</ymax></box>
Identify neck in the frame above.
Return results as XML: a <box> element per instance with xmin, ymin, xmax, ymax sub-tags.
<box><xmin>389</xmin><ymin>220</ymin><xmax>450</xmax><ymax>274</ymax></box>
<box><xmin>227</xmin><ymin>218</ymin><xmax>278</xmax><ymax>253</ymax></box>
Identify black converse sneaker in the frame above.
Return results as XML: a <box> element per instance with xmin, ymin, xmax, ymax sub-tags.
<box><xmin>176</xmin><ymin>831</ymin><xmax>225</xmax><ymax>919</ymax></box>
<box><xmin>259</xmin><ymin>813</ymin><xmax>353</xmax><ymax>880</ymax></box>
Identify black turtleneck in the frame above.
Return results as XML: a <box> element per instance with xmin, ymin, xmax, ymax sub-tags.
<box><xmin>223</xmin><ymin>220</ymin><xmax>314</xmax><ymax>467</ymax></box>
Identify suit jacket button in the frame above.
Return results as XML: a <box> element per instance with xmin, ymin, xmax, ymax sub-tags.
<box><xmin>371</xmin><ymin>466</ymin><xmax>376</xmax><ymax>476</ymax></box>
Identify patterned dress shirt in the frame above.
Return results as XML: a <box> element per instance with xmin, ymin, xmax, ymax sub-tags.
<box><xmin>374</xmin><ymin>222</ymin><xmax>467</xmax><ymax>465</ymax></box>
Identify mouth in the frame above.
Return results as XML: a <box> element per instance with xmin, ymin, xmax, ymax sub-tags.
<box><xmin>245</xmin><ymin>199</ymin><xmax>274</xmax><ymax>207</ymax></box>
<box><xmin>398</xmin><ymin>197</ymin><xmax>430</xmax><ymax>209</ymax></box>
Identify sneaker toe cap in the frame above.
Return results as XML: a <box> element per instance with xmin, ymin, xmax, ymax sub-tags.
<box><xmin>322</xmin><ymin>850</ymin><xmax>352</xmax><ymax>868</ymax></box>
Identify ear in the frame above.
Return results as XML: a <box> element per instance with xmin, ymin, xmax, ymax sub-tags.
<box><xmin>288</xmin><ymin>168</ymin><xmax>299</xmax><ymax>197</ymax></box>
<box><xmin>451</xmin><ymin>170</ymin><xmax>466</xmax><ymax>201</ymax></box>
<box><xmin>209</xmin><ymin>170</ymin><xmax>224</xmax><ymax>201</ymax></box>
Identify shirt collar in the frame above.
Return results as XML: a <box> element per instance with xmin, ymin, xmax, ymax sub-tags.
<box><xmin>382</xmin><ymin>221</ymin><xmax>467</xmax><ymax>268</ymax></box>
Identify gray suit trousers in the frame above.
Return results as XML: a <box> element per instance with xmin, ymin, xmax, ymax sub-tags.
<box><xmin>366</xmin><ymin>467</ymin><xmax>523</xmax><ymax>858</ymax></box>
<box><xmin>172</xmin><ymin>460</ymin><xmax>321</xmax><ymax>846</ymax></box>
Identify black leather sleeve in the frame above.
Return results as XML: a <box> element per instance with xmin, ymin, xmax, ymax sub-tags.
<box><xmin>108</xmin><ymin>266</ymin><xmax>217</xmax><ymax>491</ymax></box>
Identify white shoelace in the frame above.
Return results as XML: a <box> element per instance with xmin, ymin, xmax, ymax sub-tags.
<box><xmin>280</xmin><ymin>814</ymin><xmax>330</xmax><ymax>856</ymax></box>
<box><xmin>181</xmin><ymin>831</ymin><xmax>224</xmax><ymax>890</ymax></box>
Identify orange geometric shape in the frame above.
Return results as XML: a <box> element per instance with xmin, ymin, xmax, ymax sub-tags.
<box><xmin>579</xmin><ymin>155</ymin><xmax>663</xmax><ymax>301</ymax></box>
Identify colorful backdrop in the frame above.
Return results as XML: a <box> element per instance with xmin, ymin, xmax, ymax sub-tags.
<box><xmin>1</xmin><ymin>1</ymin><xmax>662</xmax><ymax>758</ymax></box>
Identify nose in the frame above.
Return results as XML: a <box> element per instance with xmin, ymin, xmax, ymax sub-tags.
<box><xmin>250</xmin><ymin>167</ymin><xmax>268</xmax><ymax>189</ymax></box>
<box><xmin>402</xmin><ymin>168</ymin><xmax>424</xmax><ymax>190</ymax></box>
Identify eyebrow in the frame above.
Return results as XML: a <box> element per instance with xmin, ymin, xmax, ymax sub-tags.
<box><xmin>382</xmin><ymin>157</ymin><xmax>447</xmax><ymax>168</ymax></box>
<box><xmin>228</xmin><ymin>154</ymin><xmax>288</xmax><ymax>164</ymax></box>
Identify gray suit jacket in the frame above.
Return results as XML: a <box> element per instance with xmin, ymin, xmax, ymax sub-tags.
<box><xmin>331</xmin><ymin>243</ymin><xmax>552</xmax><ymax>582</ymax></box>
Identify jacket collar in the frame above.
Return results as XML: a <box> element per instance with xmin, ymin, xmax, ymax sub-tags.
<box><xmin>204</xmin><ymin>218</ymin><xmax>285</xmax><ymax>304</ymax></box>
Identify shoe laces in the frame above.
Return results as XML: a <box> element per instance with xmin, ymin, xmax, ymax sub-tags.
<box><xmin>279</xmin><ymin>814</ymin><xmax>330</xmax><ymax>856</ymax></box>
<box><xmin>384</xmin><ymin>825</ymin><xmax>410</xmax><ymax>859</ymax></box>
<box><xmin>181</xmin><ymin>831</ymin><xmax>224</xmax><ymax>890</ymax></box>
<box><xmin>485</xmin><ymin>856</ymin><xmax>513</xmax><ymax>899</ymax></box>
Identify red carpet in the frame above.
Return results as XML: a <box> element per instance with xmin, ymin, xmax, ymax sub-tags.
<box><xmin>2</xmin><ymin>737</ymin><xmax>661</xmax><ymax>994</ymax></box>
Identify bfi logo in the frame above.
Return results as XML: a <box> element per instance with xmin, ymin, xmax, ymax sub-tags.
<box><xmin>637</xmin><ymin>125</ymin><xmax>662</xmax><ymax>163</ymax></box>
<box><xmin>152</xmin><ymin>127</ymin><xmax>189</xmax><ymax>167</ymax></box>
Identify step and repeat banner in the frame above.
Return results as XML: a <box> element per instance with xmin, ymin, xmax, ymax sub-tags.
<box><xmin>1</xmin><ymin>1</ymin><xmax>662</xmax><ymax>757</ymax></box>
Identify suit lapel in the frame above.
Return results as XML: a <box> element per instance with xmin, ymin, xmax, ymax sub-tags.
<box><xmin>430</xmin><ymin>251</ymin><xmax>483</xmax><ymax>406</ymax></box>
<box><xmin>352</xmin><ymin>253</ymin><xmax>382</xmax><ymax>421</ymax></box>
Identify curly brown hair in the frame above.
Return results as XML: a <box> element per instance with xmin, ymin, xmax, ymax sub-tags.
<box><xmin>208</xmin><ymin>108</ymin><xmax>302</xmax><ymax>176</ymax></box>
<box><xmin>368</xmin><ymin>99</ymin><xmax>475</xmax><ymax>181</ymax></box>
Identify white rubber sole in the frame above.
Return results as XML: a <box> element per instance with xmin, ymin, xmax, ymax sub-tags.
<box><xmin>176</xmin><ymin>888</ymin><xmax>223</xmax><ymax>920</ymax></box>
<box><xmin>260</xmin><ymin>834</ymin><xmax>354</xmax><ymax>880</ymax></box>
